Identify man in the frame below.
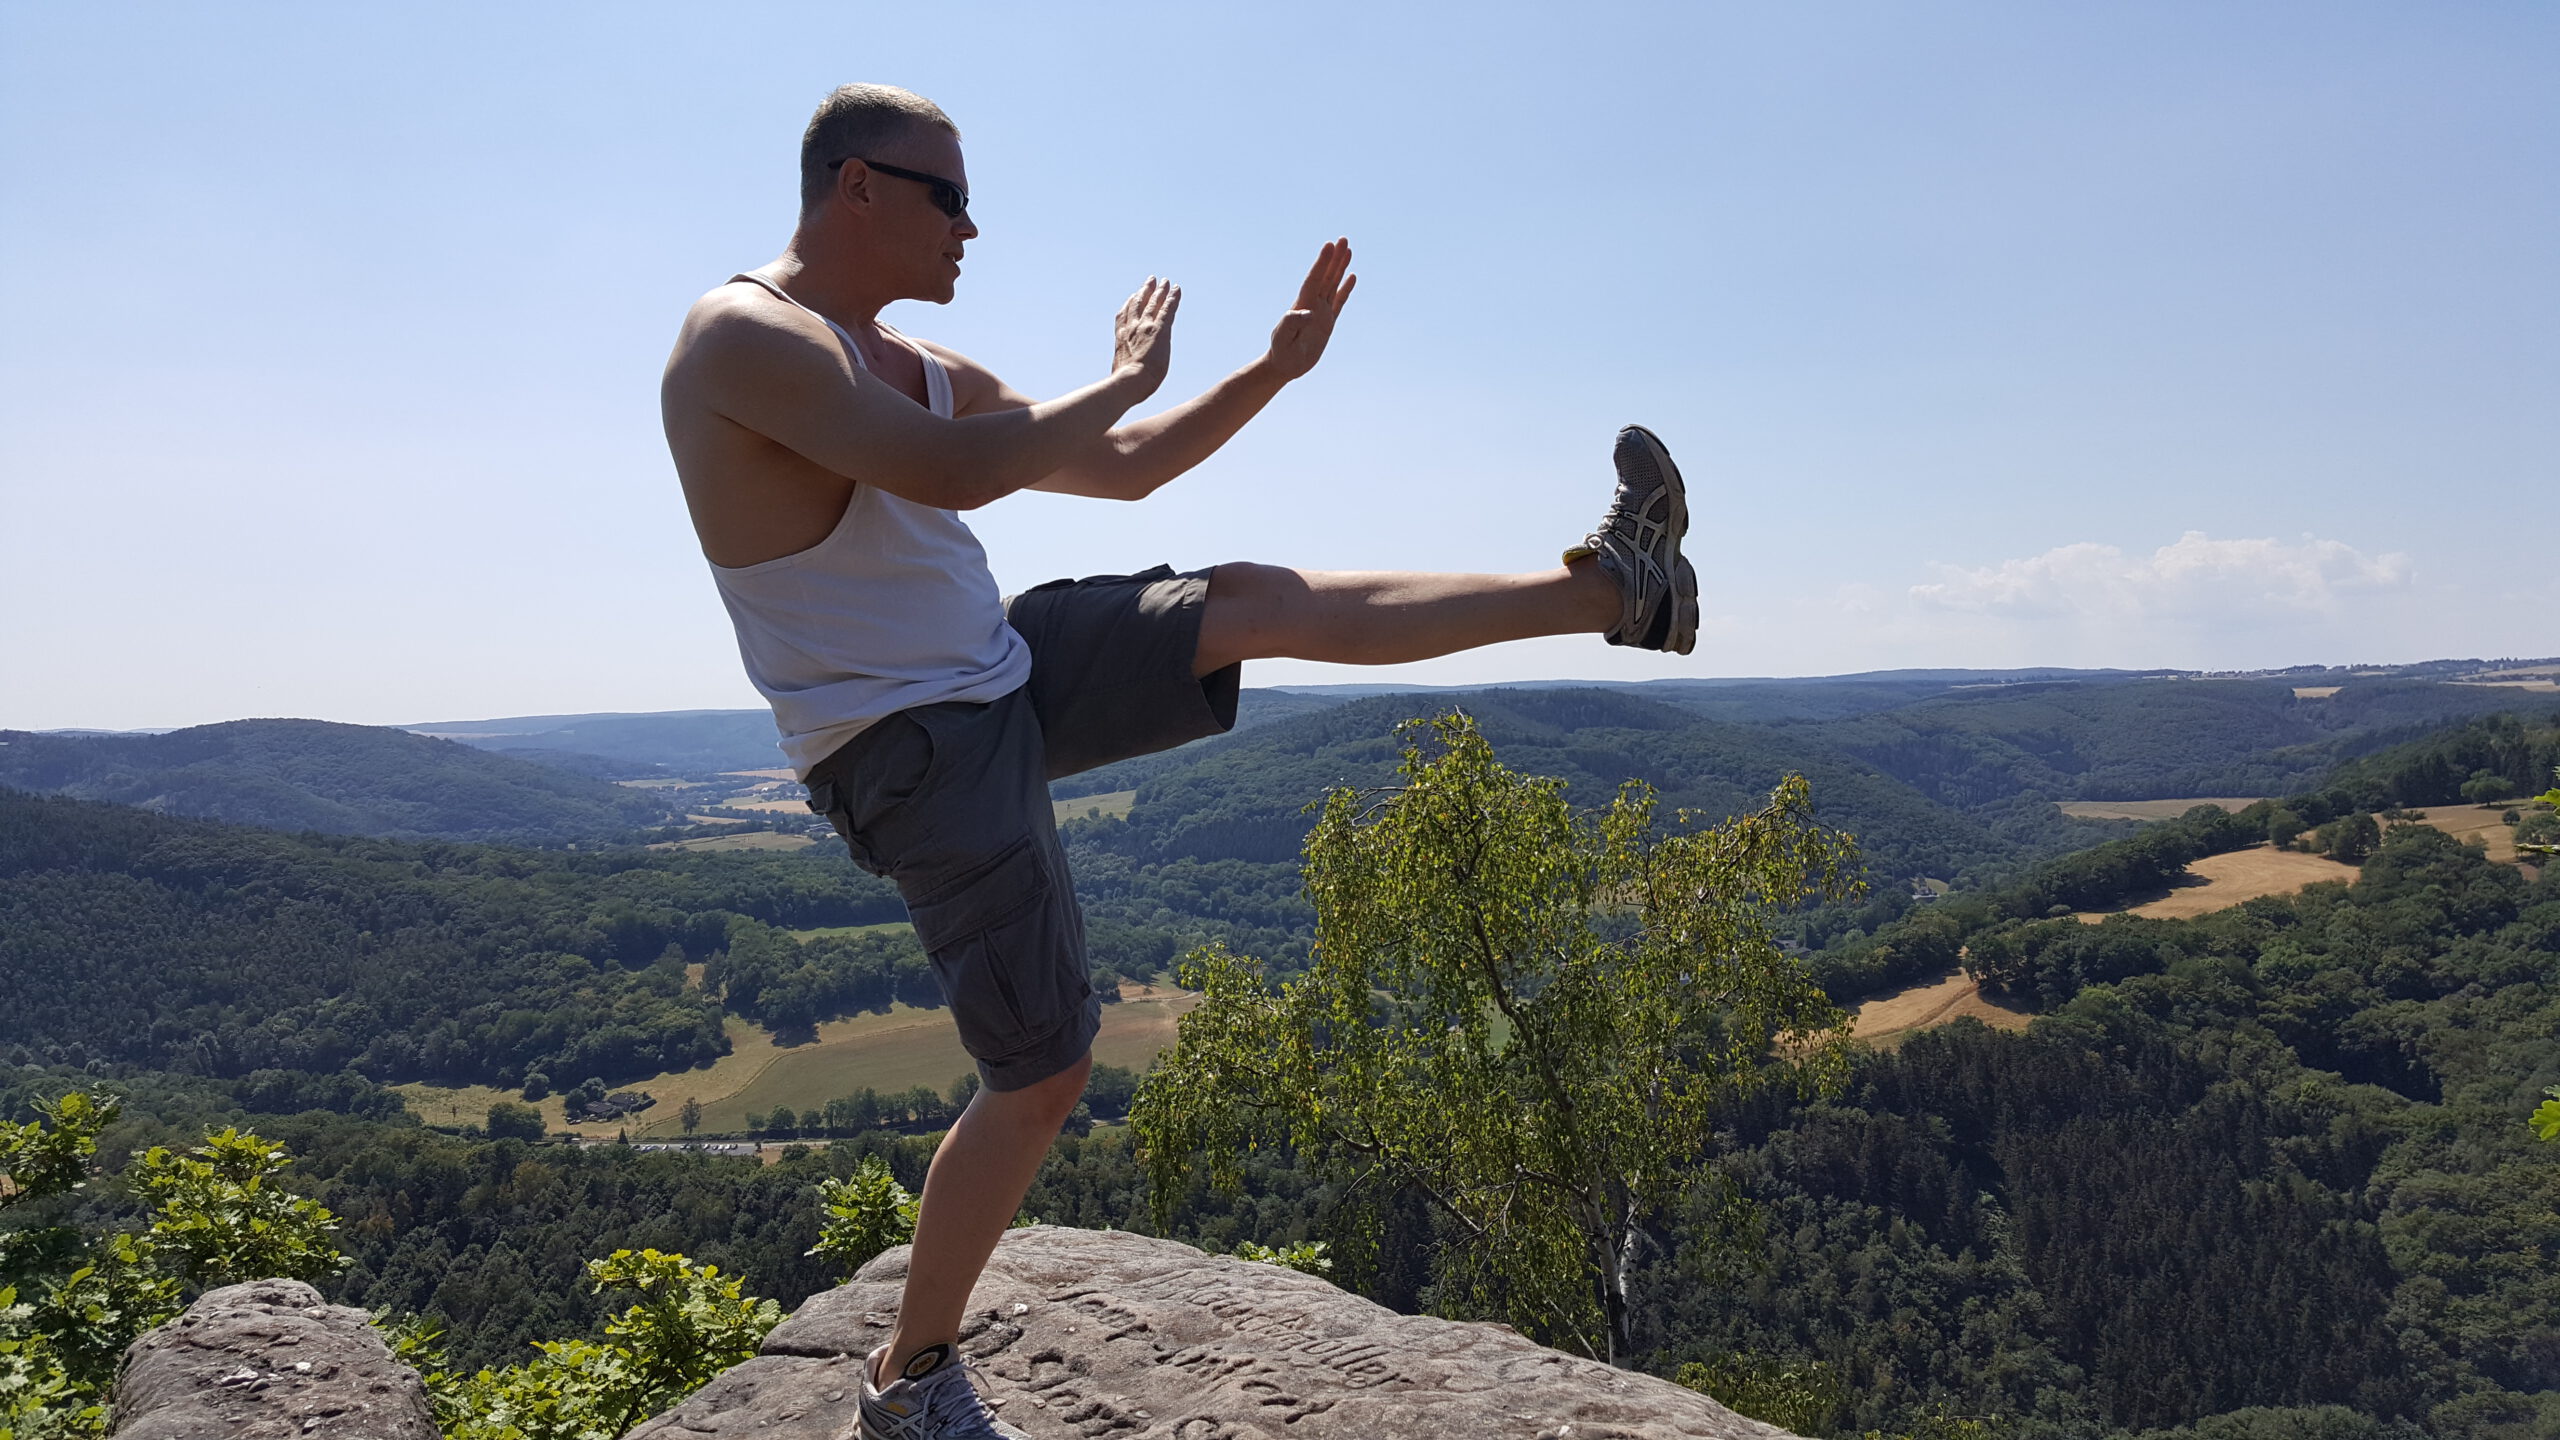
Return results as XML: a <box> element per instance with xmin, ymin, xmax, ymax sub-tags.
<box><xmin>660</xmin><ymin>84</ymin><xmax>1697</xmax><ymax>1439</ymax></box>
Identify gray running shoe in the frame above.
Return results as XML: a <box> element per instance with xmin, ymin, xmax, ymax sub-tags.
<box><xmin>1564</xmin><ymin>425</ymin><xmax>1698</xmax><ymax>655</ymax></box>
<box><xmin>858</xmin><ymin>1343</ymin><xmax>1030</xmax><ymax>1440</ymax></box>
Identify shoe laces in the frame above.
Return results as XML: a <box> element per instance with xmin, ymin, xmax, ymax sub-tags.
<box><xmin>908</xmin><ymin>1354</ymin><xmax>1006</xmax><ymax>1431</ymax></box>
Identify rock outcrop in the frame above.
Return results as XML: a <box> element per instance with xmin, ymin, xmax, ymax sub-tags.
<box><xmin>629</xmin><ymin>1225</ymin><xmax>1797</xmax><ymax>1440</ymax></box>
<box><xmin>112</xmin><ymin>1279</ymin><xmax>437</xmax><ymax>1440</ymax></box>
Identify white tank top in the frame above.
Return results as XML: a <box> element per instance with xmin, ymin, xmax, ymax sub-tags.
<box><xmin>707</xmin><ymin>274</ymin><xmax>1031</xmax><ymax>777</ymax></box>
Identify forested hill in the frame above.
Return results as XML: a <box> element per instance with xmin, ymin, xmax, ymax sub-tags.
<box><xmin>1060</xmin><ymin>677</ymin><xmax>2557</xmax><ymax>888</ymax></box>
<box><xmin>0</xmin><ymin>719</ymin><xmax>680</xmax><ymax>842</ymax></box>
<box><xmin>0</xmin><ymin>788</ymin><xmax>901</xmax><ymax>1085</ymax></box>
<box><xmin>1072</xmin><ymin>687</ymin><xmax>2100</xmax><ymax>886</ymax></box>
<box><xmin>1788</xmin><ymin>676</ymin><xmax>2558</xmax><ymax>806</ymax></box>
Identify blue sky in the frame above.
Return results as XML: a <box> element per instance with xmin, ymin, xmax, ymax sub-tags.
<box><xmin>3</xmin><ymin>2</ymin><xmax>2553</xmax><ymax>730</ymax></box>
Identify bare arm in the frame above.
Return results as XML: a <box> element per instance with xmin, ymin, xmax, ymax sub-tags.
<box><xmin>1021</xmin><ymin>240</ymin><xmax>1358</xmax><ymax>501</ymax></box>
<box><xmin>674</xmin><ymin>279</ymin><xmax>1179</xmax><ymax>512</ymax></box>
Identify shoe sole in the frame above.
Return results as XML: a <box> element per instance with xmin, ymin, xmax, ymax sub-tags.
<box><xmin>1615</xmin><ymin>425</ymin><xmax>1694</xmax><ymax>654</ymax></box>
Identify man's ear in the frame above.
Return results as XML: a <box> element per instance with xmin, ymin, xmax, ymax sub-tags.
<box><xmin>832</xmin><ymin>158</ymin><xmax>873</xmax><ymax>215</ymax></box>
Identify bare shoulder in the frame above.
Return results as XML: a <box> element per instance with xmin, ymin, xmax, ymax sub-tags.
<box><xmin>673</xmin><ymin>282</ymin><xmax>827</xmax><ymax>361</ymax></box>
<box><xmin>907</xmin><ymin>335</ymin><xmax>1033</xmax><ymax>416</ymax></box>
<box><xmin>665</xmin><ymin>283</ymin><xmax>848</xmax><ymax>400</ymax></box>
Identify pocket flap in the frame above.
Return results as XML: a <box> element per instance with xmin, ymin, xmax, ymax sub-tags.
<box><xmin>905</xmin><ymin>837</ymin><xmax>1049</xmax><ymax>946</ymax></box>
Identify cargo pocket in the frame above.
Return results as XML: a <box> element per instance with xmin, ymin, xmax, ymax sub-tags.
<box><xmin>806</xmin><ymin>714</ymin><xmax>938</xmax><ymax>876</ymax></box>
<box><xmin>904</xmin><ymin>837</ymin><xmax>1076</xmax><ymax>1063</ymax></box>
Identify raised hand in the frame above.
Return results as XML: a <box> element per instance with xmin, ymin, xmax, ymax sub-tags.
<box><xmin>1114</xmin><ymin>276</ymin><xmax>1180</xmax><ymax>399</ymax></box>
<box><xmin>1264</xmin><ymin>239</ymin><xmax>1357</xmax><ymax>382</ymax></box>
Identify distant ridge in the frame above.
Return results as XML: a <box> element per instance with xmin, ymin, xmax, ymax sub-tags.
<box><xmin>0</xmin><ymin>718</ymin><xmax>679</xmax><ymax>842</ymax></box>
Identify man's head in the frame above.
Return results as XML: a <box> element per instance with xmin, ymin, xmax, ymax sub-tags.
<box><xmin>798</xmin><ymin>84</ymin><xmax>974</xmax><ymax>303</ymax></box>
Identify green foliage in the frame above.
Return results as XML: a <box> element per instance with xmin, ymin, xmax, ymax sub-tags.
<box><xmin>2521</xmin><ymin>766</ymin><xmax>2560</xmax><ymax>860</ymax></box>
<box><xmin>0</xmin><ymin>787</ymin><xmax>914</xmax><ymax>1084</ymax></box>
<box><xmin>130</xmin><ymin>1129</ymin><xmax>346</xmax><ymax>1291</ymax></box>
<box><xmin>1232</xmin><ymin>1239</ymin><xmax>1331</xmax><ymax>1275</ymax></box>
<box><xmin>805</xmin><ymin>1155</ymin><xmax>917</xmax><ymax>1279</ymax></box>
<box><xmin>486</xmin><ymin>1103</ymin><xmax>546</xmax><ymax>1144</ymax></box>
<box><xmin>2532</xmin><ymin>1087</ymin><xmax>2560</xmax><ymax>1145</ymax></box>
<box><xmin>0</xmin><ymin>1095</ymin><xmax>112</xmax><ymax>1212</ymax></box>
<box><xmin>0</xmin><ymin>1100</ymin><xmax>358</xmax><ymax>1438</ymax></box>
<box><xmin>1674</xmin><ymin>1351</ymin><xmax>1845</xmax><ymax>1434</ymax></box>
<box><xmin>2319</xmin><ymin>812</ymin><xmax>2381</xmax><ymax>865</ymax></box>
<box><xmin>1135</xmin><ymin>715</ymin><xmax>1858</xmax><ymax>1361</ymax></box>
<box><xmin>0</xmin><ymin>718</ymin><xmax>680</xmax><ymax>844</ymax></box>
<box><xmin>425</xmin><ymin>1249</ymin><xmax>779</xmax><ymax>1440</ymax></box>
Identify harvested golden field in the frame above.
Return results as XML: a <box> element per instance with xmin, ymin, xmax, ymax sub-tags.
<box><xmin>2393</xmin><ymin>806</ymin><xmax>2523</xmax><ymax>864</ymax></box>
<box><xmin>2076</xmin><ymin>844</ymin><xmax>2357</xmax><ymax>922</ymax></box>
<box><xmin>650</xmin><ymin>830</ymin><xmax>817</xmax><ymax>852</ymax></box>
<box><xmin>792</xmin><ymin>920</ymin><xmax>913</xmax><ymax>942</ymax></box>
<box><xmin>1054</xmin><ymin>789</ymin><xmax>1137</xmax><ymax>824</ymax></box>
<box><xmin>633</xmin><ymin>985</ymin><xmax>1200</xmax><ymax>1137</ymax></box>
<box><xmin>2293</xmin><ymin>686</ymin><xmax>2342</xmax><ymax>699</ymax></box>
<box><xmin>721</xmin><ymin>797</ymin><xmax>814</xmax><ymax>814</ymax></box>
<box><xmin>1850</xmin><ymin>969</ymin><xmax>2030</xmax><ymax>1048</ymax></box>
<box><xmin>724</xmin><ymin>768</ymin><xmax>798</xmax><ymax>780</ymax></box>
<box><xmin>396</xmin><ymin>986</ymin><xmax>1200</xmax><ymax>1139</ymax></box>
<box><xmin>396</xmin><ymin>1015</ymin><xmax>806</xmax><ymax>1133</ymax></box>
<box><xmin>2058</xmin><ymin>797</ymin><xmax>2270</xmax><ymax>822</ymax></box>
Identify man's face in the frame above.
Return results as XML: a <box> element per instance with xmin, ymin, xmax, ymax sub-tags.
<box><xmin>861</xmin><ymin>129</ymin><xmax>976</xmax><ymax>305</ymax></box>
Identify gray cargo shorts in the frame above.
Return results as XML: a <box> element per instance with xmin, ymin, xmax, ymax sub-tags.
<box><xmin>802</xmin><ymin>564</ymin><xmax>1241</xmax><ymax>1093</ymax></box>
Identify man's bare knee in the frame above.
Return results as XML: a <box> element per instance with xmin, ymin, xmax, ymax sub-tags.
<box><xmin>997</xmin><ymin>1052</ymin><xmax>1091</xmax><ymax>1127</ymax></box>
<box><xmin>1197</xmin><ymin>562</ymin><xmax>1301</xmax><ymax>673</ymax></box>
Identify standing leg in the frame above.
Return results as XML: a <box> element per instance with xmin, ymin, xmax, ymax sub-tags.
<box><xmin>878</xmin><ymin>1053</ymin><xmax>1090</xmax><ymax>1380</ymax></box>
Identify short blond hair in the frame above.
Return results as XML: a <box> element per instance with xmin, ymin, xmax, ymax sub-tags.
<box><xmin>799</xmin><ymin>84</ymin><xmax>959</xmax><ymax>212</ymax></box>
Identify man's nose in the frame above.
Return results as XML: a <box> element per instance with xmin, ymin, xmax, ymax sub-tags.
<box><xmin>953</xmin><ymin>213</ymin><xmax>979</xmax><ymax>241</ymax></box>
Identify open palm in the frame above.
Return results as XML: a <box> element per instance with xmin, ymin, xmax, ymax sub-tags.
<box><xmin>1265</xmin><ymin>238</ymin><xmax>1357</xmax><ymax>381</ymax></box>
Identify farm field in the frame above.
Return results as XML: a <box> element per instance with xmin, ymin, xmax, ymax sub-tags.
<box><xmin>634</xmin><ymin>984</ymin><xmax>1200</xmax><ymax>1137</ymax></box>
<box><xmin>395</xmin><ymin>985</ymin><xmax>1199</xmax><ymax>1139</ymax></box>
<box><xmin>2293</xmin><ymin>686</ymin><xmax>2342</xmax><ymax>699</ymax></box>
<box><xmin>1054</xmin><ymin>789</ymin><xmax>1137</xmax><ymax>824</ymax></box>
<box><xmin>2076</xmin><ymin>843</ymin><xmax>2358</xmax><ymax>922</ymax></box>
<box><xmin>2394</xmin><ymin>805</ymin><xmax>2523</xmax><ymax>864</ymax></box>
<box><xmin>1849</xmin><ymin>969</ymin><xmax>2031</xmax><ymax>1049</ymax></box>
<box><xmin>792</xmin><ymin>920</ymin><xmax>913</xmax><ymax>941</ymax></box>
<box><xmin>2056</xmin><ymin>797</ymin><xmax>2269</xmax><ymax>822</ymax></box>
<box><xmin>396</xmin><ymin>1014</ymin><xmax>804</xmax><ymax>1132</ymax></box>
<box><xmin>651</xmin><ymin>830</ymin><xmax>817</xmax><ymax>852</ymax></box>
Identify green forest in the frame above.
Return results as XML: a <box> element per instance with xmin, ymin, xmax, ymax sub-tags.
<box><xmin>0</xmin><ymin>721</ymin><xmax>682</xmax><ymax>843</ymax></box>
<box><xmin>3</xmin><ymin>686</ymin><xmax>2556</xmax><ymax>1438</ymax></box>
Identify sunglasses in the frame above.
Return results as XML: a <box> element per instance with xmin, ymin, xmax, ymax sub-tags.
<box><xmin>826</xmin><ymin>156</ymin><xmax>970</xmax><ymax>219</ymax></box>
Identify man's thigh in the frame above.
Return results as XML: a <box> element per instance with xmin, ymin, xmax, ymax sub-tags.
<box><xmin>1005</xmin><ymin>563</ymin><xmax>1240</xmax><ymax>781</ymax></box>
<box><xmin>803</xmin><ymin>690</ymin><xmax>1099</xmax><ymax>1093</ymax></box>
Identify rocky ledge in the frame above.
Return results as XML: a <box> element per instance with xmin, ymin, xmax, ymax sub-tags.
<box><xmin>628</xmin><ymin>1225</ymin><xmax>1796</xmax><ymax>1440</ymax></box>
<box><xmin>112</xmin><ymin>1278</ymin><xmax>437</xmax><ymax>1440</ymax></box>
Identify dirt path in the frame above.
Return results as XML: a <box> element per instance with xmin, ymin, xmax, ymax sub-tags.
<box><xmin>2393</xmin><ymin>806</ymin><xmax>2523</xmax><ymax>864</ymax></box>
<box><xmin>1850</xmin><ymin>970</ymin><xmax>2031</xmax><ymax>1048</ymax></box>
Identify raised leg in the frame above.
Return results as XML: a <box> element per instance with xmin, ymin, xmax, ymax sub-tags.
<box><xmin>878</xmin><ymin>1052</ymin><xmax>1092</xmax><ymax>1381</ymax></box>
<box><xmin>1192</xmin><ymin>558</ymin><xmax>1621</xmax><ymax>676</ymax></box>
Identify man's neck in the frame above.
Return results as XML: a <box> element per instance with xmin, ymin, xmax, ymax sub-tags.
<box><xmin>757</xmin><ymin>242</ymin><xmax>896</xmax><ymax>331</ymax></box>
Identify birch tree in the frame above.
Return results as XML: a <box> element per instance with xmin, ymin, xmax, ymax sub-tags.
<box><xmin>1133</xmin><ymin>714</ymin><xmax>1858</xmax><ymax>1363</ymax></box>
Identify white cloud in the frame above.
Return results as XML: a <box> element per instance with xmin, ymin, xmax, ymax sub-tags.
<box><xmin>1910</xmin><ymin>531</ymin><xmax>2411</xmax><ymax>621</ymax></box>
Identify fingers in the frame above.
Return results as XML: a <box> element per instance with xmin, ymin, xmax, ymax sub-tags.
<box><xmin>1123</xmin><ymin>277</ymin><xmax>1180</xmax><ymax>323</ymax></box>
<box><xmin>1297</xmin><ymin>238</ymin><xmax>1353</xmax><ymax>307</ymax></box>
